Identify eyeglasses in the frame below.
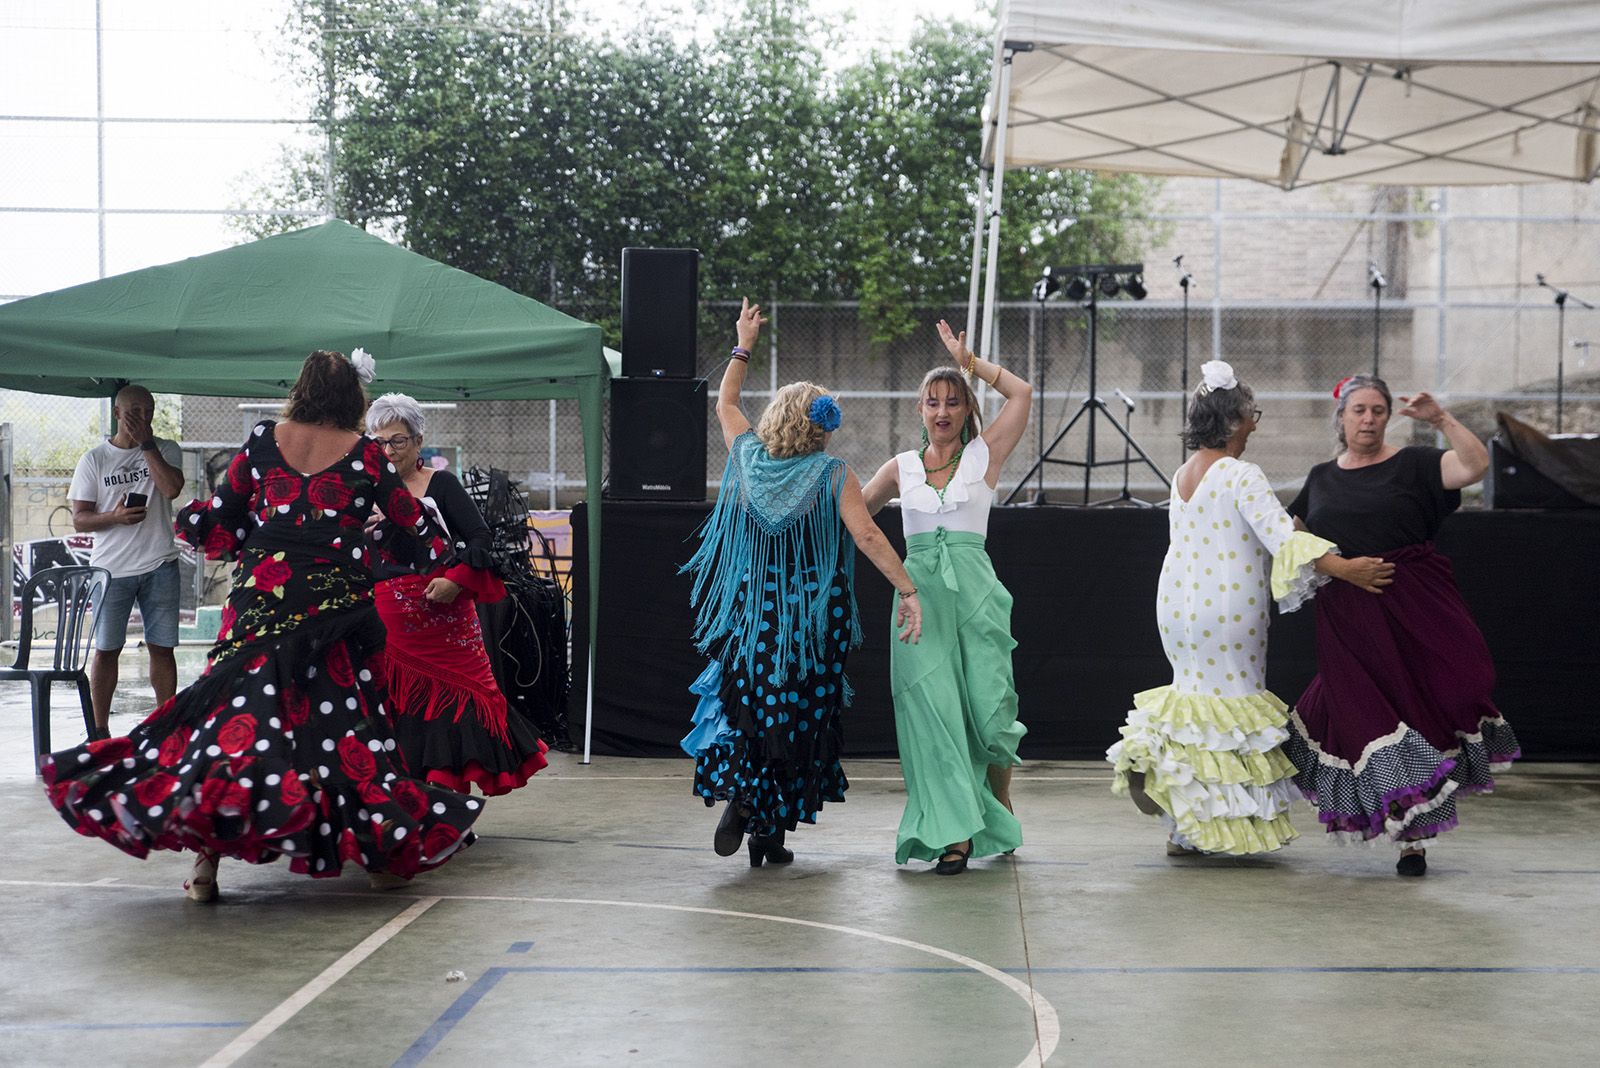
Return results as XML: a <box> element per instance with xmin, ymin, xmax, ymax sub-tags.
<box><xmin>373</xmin><ymin>435</ymin><xmax>417</xmax><ymax>450</ymax></box>
<box><xmin>1251</xmin><ymin>409</ymin><xmax>1263</xmax><ymax>422</ymax></box>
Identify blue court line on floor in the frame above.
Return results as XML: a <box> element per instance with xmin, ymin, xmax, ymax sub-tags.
<box><xmin>0</xmin><ymin>1022</ymin><xmax>247</xmax><ymax>1032</ymax></box>
<box><xmin>393</xmin><ymin>960</ymin><xmax>1600</xmax><ymax>1065</ymax></box>
<box><xmin>1024</xmin><ymin>966</ymin><xmax>1600</xmax><ymax>974</ymax></box>
<box><xmin>506</xmin><ymin>942</ymin><xmax>535</xmax><ymax>954</ymax></box>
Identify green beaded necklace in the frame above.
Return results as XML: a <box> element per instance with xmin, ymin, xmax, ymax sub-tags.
<box><xmin>921</xmin><ymin>445</ymin><xmax>963</xmax><ymax>502</ymax></box>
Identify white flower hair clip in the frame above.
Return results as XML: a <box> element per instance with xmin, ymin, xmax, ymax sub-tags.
<box><xmin>349</xmin><ymin>347</ymin><xmax>377</xmax><ymax>384</ymax></box>
<box><xmin>1199</xmin><ymin>359</ymin><xmax>1237</xmax><ymax>394</ymax></box>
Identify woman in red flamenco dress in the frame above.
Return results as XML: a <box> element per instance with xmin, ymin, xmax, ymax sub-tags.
<box><xmin>41</xmin><ymin>350</ymin><xmax>485</xmax><ymax>900</ymax></box>
<box><xmin>365</xmin><ymin>392</ymin><xmax>547</xmax><ymax>795</ymax></box>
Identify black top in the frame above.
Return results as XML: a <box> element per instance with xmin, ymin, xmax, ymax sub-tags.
<box><xmin>1288</xmin><ymin>446</ymin><xmax>1459</xmax><ymax>556</ymax></box>
<box><xmin>370</xmin><ymin>468</ymin><xmax>495</xmax><ymax>581</ymax></box>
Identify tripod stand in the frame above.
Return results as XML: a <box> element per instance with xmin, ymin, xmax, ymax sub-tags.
<box><xmin>1537</xmin><ymin>273</ymin><xmax>1596</xmax><ymax>434</ymax></box>
<box><xmin>1005</xmin><ymin>273</ymin><xmax>1170</xmax><ymax>506</ymax></box>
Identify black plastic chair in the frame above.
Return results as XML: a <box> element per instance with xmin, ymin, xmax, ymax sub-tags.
<box><xmin>1</xmin><ymin>565</ymin><xmax>110</xmax><ymax>762</ymax></box>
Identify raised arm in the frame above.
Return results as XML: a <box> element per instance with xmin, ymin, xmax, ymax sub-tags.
<box><xmin>860</xmin><ymin>457</ymin><xmax>899</xmax><ymax>516</ymax></box>
<box><xmin>716</xmin><ymin>297</ymin><xmax>766</xmax><ymax>450</ymax></box>
<box><xmin>838</xmin><ymin>468</ymin><xmax>921</xmax><ymax>643</ymax></box>
<box><xmin>935</xmin><ymin>320</ymin><xmax>1031</xmax><ymax>484</ymax></box>
<box><xmin>1400</xmin><ymin>392</ymin><xmax>1489</xmax><ymax>490</ymax></box>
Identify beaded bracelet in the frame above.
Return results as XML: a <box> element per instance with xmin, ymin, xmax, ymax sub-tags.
<box><xmin>731</xmin><ymin>346</ymin><xmax>751</xmax><ymax>362</ymax></box>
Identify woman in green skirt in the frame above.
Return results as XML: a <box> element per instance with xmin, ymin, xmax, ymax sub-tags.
<box><xmin>862</xmin><ymin>321</ymin><xmax>1033</xmax><ymax>874</ymax></box>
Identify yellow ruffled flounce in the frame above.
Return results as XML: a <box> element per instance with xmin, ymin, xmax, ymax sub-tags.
<box><xmin>1130</xmin><ymin>686</ymin><xmax>1289</xmax><ymax>747</ymax></box>
<box><xmin>1271</xmin><ymin>530</ymin><xmax>1338</xmax><ymax>612</ymax></box>
<box><xmin>1109</xmin><ymin>686</ymin><xmax>1300</xmax><ymax>855</ymax></box>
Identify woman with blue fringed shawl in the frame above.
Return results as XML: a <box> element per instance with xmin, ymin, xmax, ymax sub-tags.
<box><xmin>680</xmin><ymin>298</ymin><xmax>923</xmax><ymax>866</ymax></box>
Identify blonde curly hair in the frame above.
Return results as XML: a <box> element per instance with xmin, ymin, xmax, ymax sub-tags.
<box><xmin>757</xmin><ymin>380</ymin><xmax>832</xmax><ymax>459</ymax></box>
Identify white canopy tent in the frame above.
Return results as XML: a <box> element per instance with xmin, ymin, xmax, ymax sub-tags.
<box><xmin>967</xmin><ymin>0</ymin><xmax>1600</xmax><ymax>352</ymax></box>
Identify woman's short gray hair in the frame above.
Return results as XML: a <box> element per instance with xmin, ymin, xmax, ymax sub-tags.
<box><xmin>1182</xmin><ymin>379</ymin><xmax>1256</xmax><ymax>451</ymax></box>
<box><xmin>1333</xmin><ymin>373</ymin><xmax>1392</xmax><ymax>447</ymax></box>
<box><xmin>366</xmin><ymin>392</ymin><xmax>425</xmax><ymax>437</ymax></box>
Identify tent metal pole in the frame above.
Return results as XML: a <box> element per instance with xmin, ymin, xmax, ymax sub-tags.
<box><xmin>978</xmin><ymin>44</ymin><xmax>1020</xmax><ymax>363</ymax></box>
<box><xmin>580</xmin><ymin>378</ymin><xmax>604</xmax><ymax>765</ymax></box>
<box><xmin>964</xmin><ymin>168</ymin><xmax>988</xmax><ymax>345</ymax></box>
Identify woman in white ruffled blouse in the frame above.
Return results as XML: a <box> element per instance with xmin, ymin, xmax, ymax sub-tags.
<box><xmin>862</xmin><ymin>321</ymin><xmax>1033</xmax><ymax>874</ymax></box>
<box><xmin>1107</xmin><ymin>361</ymin><xmax>1393</xmax><ymax>856</ymax></box>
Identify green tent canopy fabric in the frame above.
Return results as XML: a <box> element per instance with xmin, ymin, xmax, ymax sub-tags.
<box><xmin>0</xmin><ymin>220</ymin><xmax>608</xmax><ymax>756</ymax></box>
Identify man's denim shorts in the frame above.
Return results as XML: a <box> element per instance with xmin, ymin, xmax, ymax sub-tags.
<box><xmin>94</xmin><ymin>558</ymin><xmax>180</xmax><ymax>651</ymax></box>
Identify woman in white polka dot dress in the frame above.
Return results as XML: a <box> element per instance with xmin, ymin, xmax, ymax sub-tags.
<box><xmin>41</xmin><ymin>350</ymin><xmax>485</xmax><ymax>900</ymax></box>
<box><xmin>1107</xmin><ymin>361</ymin><xmax>1394</xmax><ymax>855</ymax></box>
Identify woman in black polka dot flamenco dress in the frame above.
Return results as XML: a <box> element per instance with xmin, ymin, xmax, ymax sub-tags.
<box><xmin>41</xmin><ymin>350</ymin><xmax>484</xmax><ymax>900</ymax></box>
<box><xmin>681</xmin><ymin>300</ymin><xmax>922</xmax><ymax>866</ymax></box>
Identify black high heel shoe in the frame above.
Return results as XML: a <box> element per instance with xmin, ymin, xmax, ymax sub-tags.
<box><xmin>748</xmin><ymin>830</ymin><xmax>793</xmax><ymax>868</ymax></box>
<box><xmin>714</xmin><ymin>802</ymin><xmax>750</xmax><ymax>857</ymax></box>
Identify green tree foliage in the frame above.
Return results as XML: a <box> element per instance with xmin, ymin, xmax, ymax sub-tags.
<box><xmin>252</xmin><ymin>0</ymin><xmax>1157</xmax><ymax>345</ymax></box>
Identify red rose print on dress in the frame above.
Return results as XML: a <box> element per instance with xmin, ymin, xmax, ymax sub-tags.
<box><xmin>226</xmin><ymin>451</ymin><xmax>254</xmax><ymax>494</ymax></box>
<box><xmin>247</xmin><ymin>552</ymin><xmax>293</xmax><ymax>599</ymax></box>
<box><xmin>325</xmin><ymin>640</ymin><xmax>356</xmax><ymax>687</ymax></box>
<box><xmin>85</xmin><ymin>737</ymin><xmax>133</xmax><ymax>764</ymax></box>
<box><xmin>262</xmin><ymin>468</ymin><xmax>301</xmax><ymax>508</ymax></box>
<box><xmin>388</xmin><ymin>487</ymin><xmax>419</xmax><ymax>526</ymax></box>
<box><xmin>197</xmin><ymin>778</ymin><xmax>251</xmax><ymax>815</ymax></box>
<box><xmin>203</xmin><ymin>525</ymin><xmax>240</xmax><ymax>558</ymax></box>
<box><xmin>281</xmin><ymin>773</ymin><xmax>309</xmax><ymax>806</ymax></box>
<box><xmin>283</xmin><ymin>686</ymin><xmax>310</xmax><ymax>728</ymax></box>
<box><xmin>219</xmin><ymin>603</ymin><xmax>237</xmax><ymax>638</ymax></box>
<box><xmin>307</xmin><ymin>472</ymin><xmax>355</xmax><ymax>511</ymax></box>
<box><xmin>337</xmin><ymin>735</ymin><xmax>377</xmax><ymax>781</ymax></box>
<box><xmin>359</xmin><ymin>782</ymin><xmax>390</xmax><ymax>807</ymax></box>
<box><xmin>338</xmin><ymin>828</ymin><xmax>362</xmax><ymax>863</ymax></box>
<box><xmin>422</xmin><ymin>823</ymin><xmax>461</xmax><ymax>860</ymax></box>
<box><xmin>390</xmin><ymin>778</ymin><xmax>429</xmax><ymax>820</ymax></box>
<box><xmin>134</xmin><ymin>773</ymin><xmax>179</xmax><ymax>808</ymax></box>
<box><xmin>217</xmin><ymin>714</ymin><xmax>258</xmax><ymax>756</ymax></box>
<box><xmin>157</xmin><ymin>726</ymin><xmax>192</xmax><ymax>767</ymax></box>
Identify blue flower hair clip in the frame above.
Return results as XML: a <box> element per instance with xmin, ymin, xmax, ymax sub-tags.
<box><xmin>808</xmin><ymin>394</ymin><xmax>842</xmax><ymax>432</ymax></box>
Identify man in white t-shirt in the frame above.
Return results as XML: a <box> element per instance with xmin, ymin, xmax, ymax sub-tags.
<box><xmin>68</xmin><ymin>384</ymin><xmax>186</xmax><ymax>739</ymax></box>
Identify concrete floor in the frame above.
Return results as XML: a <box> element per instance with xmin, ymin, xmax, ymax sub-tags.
<box><xmin>2</xmin><ymin>647</ymin><xmax>1597</xmax><ymax>1066</ymax></box>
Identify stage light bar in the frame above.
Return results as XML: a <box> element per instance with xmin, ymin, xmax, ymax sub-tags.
<box><xmin>1036</xmin><ymin>263</ymin><xmax>1147</xmax><ymax>303</ymax></box>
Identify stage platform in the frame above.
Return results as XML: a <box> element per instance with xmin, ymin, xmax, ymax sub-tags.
<box><xmin>572</xmin><ymin>501</ymin><xmax>1600</xmax><ymax>762</ymax></box>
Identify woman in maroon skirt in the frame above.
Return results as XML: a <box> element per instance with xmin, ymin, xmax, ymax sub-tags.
<box><xmin>366</xmin><ymin>393</ymin><xmax>547</xmax><ymax>795</ymax></box>
<box><xmin>1284</xmin><ymin>374</ymin><xmax>1520</xmax><ymax>876</ymax></box>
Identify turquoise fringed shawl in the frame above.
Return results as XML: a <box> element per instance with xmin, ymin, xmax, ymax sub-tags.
<box><xmin>683</xmin><ymin>431</ymin><xmax>862</xmax><ymax>685</ymax></box>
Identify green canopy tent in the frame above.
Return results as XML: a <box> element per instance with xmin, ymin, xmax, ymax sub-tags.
<box><xmin>0</xmin><ymin>220</ymin><xmax>610</xmax><ymax>760</ymax></box>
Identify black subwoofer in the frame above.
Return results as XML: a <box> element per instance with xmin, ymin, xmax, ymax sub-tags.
<box><xmin>621</xmin><ymin>247</ymin><xmax>700</xmax><ymax>378</ymax></box>
<box><xmin>608</xmin><ymin>377</ymin><xmax>707</xmax><ymax>500</ymax></box>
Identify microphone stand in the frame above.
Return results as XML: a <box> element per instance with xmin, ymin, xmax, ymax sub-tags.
<box><xmin>1176</xmin><ymin>256</ymin><xmax>1194</xmax><ymax>462</ymax></box>
<box><xmin>1537</xmin><ymin>274</ymin><xmax>1597</xmax><ymax>434</ymax></box>
<box><xmin>1368</xmin><ymin>261</ymin><xmax>1387</xmax><ymax>377</ymax></box>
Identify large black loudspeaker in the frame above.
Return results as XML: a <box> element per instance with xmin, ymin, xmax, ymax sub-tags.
<box><xmin>608</xmin><ymin>377</ymin><xmax>707</xmax><ymax>500</ymax></box>
<box><xmin>1485</xmin><ymin>438</ymin><xmax>1593</xmax><ymax>509</ymax></box>
<box><xmin>621</xmin><ymin>247</ymin><xmax>700</xmax><ymax>378</ymax></box>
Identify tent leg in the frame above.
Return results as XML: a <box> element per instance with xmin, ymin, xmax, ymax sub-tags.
<box><xmin>582</xmin><ymin>648</ymin><xmax>595</xmax><ymax>765</ymax></box>
<box><xmin>965</xmin><ymin>168</ymin><xmax>989</xmax><ymax>345</ymax></box>
<box><xmin>579</xmin><ymin>379</ymin><xmax>605</xmax><ymax>766</ymax></box>
<box><xmin>977</xmin><ymin>45</ymin><xmax>1017</xmax><ymax>364</ymax></box>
